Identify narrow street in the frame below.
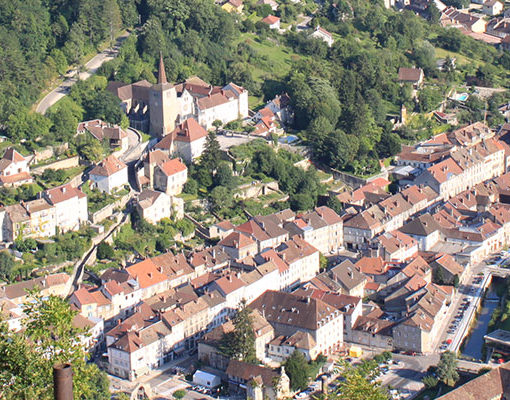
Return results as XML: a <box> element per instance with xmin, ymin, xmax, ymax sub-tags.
<box><xmin>35</xmin><ymin>31</ymin><xmax>131</xmax><ymax>114</ymax></box>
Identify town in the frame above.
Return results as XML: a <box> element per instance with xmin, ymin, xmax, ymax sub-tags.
<box><xmin>2</xmin><ymin>0</ymin><xmax>510</xmax><ymax>400</ymax></box>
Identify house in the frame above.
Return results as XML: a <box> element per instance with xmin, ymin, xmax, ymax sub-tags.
<box><xmin>343</xmin><ymin>205</ymin><xmax>386</xmax><ymax>249</ymax></box>
<box><xmin>311</xmin><ymin>26</ymin><xmax>334</xmax><ymax>47</ymax></box>
<box><xmin>283</xmin><ymin>206</ymin><xmax>343</xmax><ymax>255</ymax></box>
<box><xmin>265</xmin><ymin>93</ymin><xmax>293</xmax><ymax>126</ymax></box>
<box><xmin>268</xmin><ymin>331</ymin><xmax>318</xmax><ymax>362</ymax></box>
<box><xmin>295</xmin><ymin>287</ymin><xmax>363</xmax><ymax>343</ymax></box>
<box><xmin>222</xmin><ymin>0</ymin><xmax>244</xmax><ymax>13</ymax></box>
<box><xmin>3</xmin><ymin>198</ymin><xmax>56</xmax><ymax>242</ymax></box>
<box><xmin>429</xmin><ymin>253</ymin><xmax>464</xmax><ymax>284</ymax></box>
<box><xmin>399</xmin><ymin>214</ymin><xmax>442</xmax><ymax>251</ymax></box>
<box><xmin>275</xmin><ymin>236</ymin><xmax>320</xmax><ymax>291</ymax></box>
<box><xmin>374</xmin><ymin>230</ymin><xmax>418</xmax><ymax>262</ymax></box>
<box><xmin>257</xmin><ymin>0</ymin><xmax>278</xmax><ymax>11</ymax></box>
<box><xmin>414</xmin><ymin>158</ymin><xmax>464</xmax><ymax>200</ymax></box>
<box><xmin>262</xmin><ymin>15</ymin><xmax>280</xmax><ymax>29</ymax></box>
<box><xmin>219</xmin><ymin>231</ymin><xmax>258</xmax><ymax>260</ymax></box>
<box><xmin>351</xmin><ymin>316</ymin><xmax>395</xmax><ymax>350</ymax></box>
<box><xmin>483</xmin><ymin>0</ymin><xmax>503</xmax><ymax>16</ymax></box>
<box><xmin>1</xmin><ymin>273</ymin><xmax>70</xmax><ymax>305</ymax></box>
<box><xmin>226</xmin><ymin>360</ymin><xmax>290</xmax><ymax>400</ymax></box>
<box><xmin>0</xmin><ymin>148</ymin><xmax>32</xmax><ymax>187</ymax></box>
<box><xmin>250</xmin><ymin>290</ymin><xmax>344</xmax><ymax>356</ymax></box>
<box><xmin>70</xmin><ymin>279</ymin><xmax>143</xmax><ymax>328</ymax></box>
<box><xmin>0</xmin><ymin>298</ymin><xmax>24</xmax><ymax>332</ymax></box>
<box><xmin>435</xmin><ymin>361</ymin><xmax>510</xmax><ymax>400</ymax></box>
<box><xmin>355</xmin><ymin>257</ymin><xmax>389</xmax><ymax>284</ymax></box>
<box><xmin>77</xmin><ymin>119</ymin><xmax>129</xmax><ymax>152</ymax></box>
<box><xmin>235</xmin><ymin>216</ymin><xmax>289</xmax><ymax>252</ymax></box>
<box><xmin>433</xmin><ymin>111</ymin><xmax>458</xmax><ymax>126</ymax></box>
<box><xmin>198</xmin><ymin>309</ymin><xmax>274</xmax><ymax>370</ymax></box>
<box><xmin>89</xmin><ymin>155</ymin><xmax>128</xmax><ymax>193</ymax></box>
<box><xmin>41</xmin><ymin>183</ymin><xmax>88</xmax><ymax>233</ymax></box>
<box><xmin>153</xmin><ymin>158</ymin><xmax>187</xmax><ymax>196</ymax></box>
<box><xmin>155</xmin><ymin>118</ymin><xmax>208</xmax><ymax>162</ymax></box>
<box><xmin>135</xmin><ymin>189</ymin><xmax>173</xmax><ymax>224</ymax></box>
<box><xmin>441</xmin><ymin>7</ymin><xmax>488</xmax><ymax>33</ymax></box>
<box><xmin>398</xmin><ymin>67</ymin><xmax>424</xmax><ymax>88</ymax></box>
<box><xmin>106</xmin><ymin>305</ymin><xmax>180</xmax><ymax>380</ymax></box>
<box><xmin>306</xmin><ymin>260</ymin><xmax>367</xmax><ymax>298</ymax></box>
<box><xmin>125</xmin><ymin>259</ymin><xmax>169</xmax><ymax>299</ymax></box>
<box><xmin>392</xmin><ymin>284</ymin><xmax>449</xmax><ymax>353</ymax></box>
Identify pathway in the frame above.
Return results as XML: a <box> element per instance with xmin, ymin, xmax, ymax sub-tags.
<box><xmin>35</xmin><ymin>31</ymin><xmax>131</xmax><ymax>114</ymax></box>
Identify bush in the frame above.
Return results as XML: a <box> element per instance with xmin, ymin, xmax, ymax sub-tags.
<box><xmin>422</xmin><ymin>375</ymin><xmax>438</xmax><ymax>389</ymax></box>
<box><xmin>97</xmin><ymin>242</ymin><xmax>114</xmax><ymax>260</ymax></box>
<box><xmin>173</xmin><ymin>389</ymin><xmax>186</xmax><ymax>399</ymax></box>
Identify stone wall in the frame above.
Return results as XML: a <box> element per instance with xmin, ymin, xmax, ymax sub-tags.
<box><xmin>89</xmin><ymin>193</ymin><xmax>131</xmax><ymax>224</ymax></box>
<box><xmin>31</xmin><ymin>155</ymin><xmax>80</xmax><ymax>175</ymax></box>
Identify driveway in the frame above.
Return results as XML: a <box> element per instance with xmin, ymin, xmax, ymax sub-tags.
<box><xmin>35</xmin><ymin>31</ymin><xmax>131</xmax><ymax>114</ymax></box>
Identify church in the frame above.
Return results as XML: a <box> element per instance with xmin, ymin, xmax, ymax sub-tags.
<box><xmin>107</xmin><ymin>55</ymin><xmax>249</xmax><ymax>137</ymax></box>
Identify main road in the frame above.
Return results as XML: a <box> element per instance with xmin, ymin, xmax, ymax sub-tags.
<box><xmin>35</xmin><ymin>31</ymin><xmax>131</xmax><ymax>115</ymax></box>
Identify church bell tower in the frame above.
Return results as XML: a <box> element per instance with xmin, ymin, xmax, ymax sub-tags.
<box><xmin>149</xmin><ymin>54</ymin><xmax>178</xmax><ymax>138</ymax></box>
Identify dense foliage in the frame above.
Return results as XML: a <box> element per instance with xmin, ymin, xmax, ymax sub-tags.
<box><xmin>0</xmin><ymin>0</ymin><xmax>133</xmax><ymax>140</ymax></box>
<box><xmin>0</xmin><ymin>294</ymin><xmax>110</xmax><ymax>399</ymax></box>
<box><xmin>284</xmin><ymin>351</ymin><xmax>327</xmax><ymax>391</ymax></box>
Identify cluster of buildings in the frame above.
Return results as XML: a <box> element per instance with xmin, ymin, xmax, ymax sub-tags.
<box><xmin>392</xmin><ymin>0</ymin><xmax>509</xmax><ymax>47</ymax></box>
<box><xmin>107</xmin><ymin>56</ymin><xmax>249</xmax><ymax>137</ymax></box>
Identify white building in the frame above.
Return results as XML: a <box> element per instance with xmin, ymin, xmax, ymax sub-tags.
<box><xmin>41</xmin><ymin>183</ymin><xmax>88</xmax><ymax>233</ymax></box>
<box><xmin>0</xmin><ymin>148</ymin><xmax>33</xmax><ymax>187</ymax></box>
<box><xmin>153</xmin><ymin>158</ymin><xmax>187</xmax><ymax>196</ymax></box>
<box><xmin>89</xmin><ymin>155</ymin><xmax>128</xmax><ymax>193</ymax></box>
<box><xmin>311</xmin><ymin>26</ymin><xmax>334</xmax><ymax>47</ymax></box>
<box><xmin>155</xmin><ymin>118</ymin><xmax>208</xmax><ymax>162</ymax></box>
<box><xmin>135</xmin><ymin>189</ymin><xmax>173</xmax><ymax>224</ymax></box>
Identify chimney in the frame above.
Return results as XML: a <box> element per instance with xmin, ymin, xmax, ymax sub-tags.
<box><xmin>53</xmin><ymin>364</ymin><xmax>73</xmax><ymax>400</ymax></box>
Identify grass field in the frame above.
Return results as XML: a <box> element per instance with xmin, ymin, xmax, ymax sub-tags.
<box><xmin>434</xmin><ymin>47</ymin><xmax>484</xmax><ymax>67</ymax></box>
<box><xmin>235</xmin><ymin>33</ymin><xmax>303</xmax><ymax>80</ymax></box>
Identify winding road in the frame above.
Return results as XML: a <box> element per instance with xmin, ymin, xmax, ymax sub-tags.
<box><xmin>35</xmin><ymin>31</ymin><xmax>131</xmax><ymax>115</ymax></box>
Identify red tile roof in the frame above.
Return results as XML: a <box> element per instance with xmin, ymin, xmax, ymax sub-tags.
<box><xmin>90</xmin><ymin>155</ymin><xmax>126</xmax><ymax>177</ymax></box>
<box><xmin>159</xmin><ymin>158</ymin><xmax>187</xmax><ymax>177</ymax></box>
<box><xmin>125</xmin><ymin>259</ymin><xmax>168</xmax><ymax>289</ymax></box>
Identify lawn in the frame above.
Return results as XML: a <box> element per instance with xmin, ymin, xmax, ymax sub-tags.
<box><xmin>235</xmin><ymin>33</ymin><xmax>303</xmax><ymax>80</ymax></box>
<box><xmin>434</xmin><ymin>47</ymin><xmax>484</xmax><ymax>68</ymax></box>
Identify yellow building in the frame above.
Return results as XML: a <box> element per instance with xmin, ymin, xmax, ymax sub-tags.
<box><xmin>222</xmin><ymin>0</ymin><xmax>243</xmax><ymax>13</ymax></box>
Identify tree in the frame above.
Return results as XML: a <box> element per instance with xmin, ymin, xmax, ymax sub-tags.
<box><xmin>0</xmin><ymin>294</ymin><xmax>110</xmax><ymax>399</ymax></box>
<box><xmin>214</xmin><ymin>162</ymin><xmax>235</xmax><ymax>189</ymax></box>
<box><xmin>326</xmin><ymin>195</ymin><xmax>343</xmax><ymax>215</ymax></box>
<box><xmin>284</xmin><ymin>350</ymin><xmax>310</xmax><ymax>391</ymax></box>
<box><xmin>209</xmin><ymin>186</ymin><xmax>233</xmax><ymax>212</ymax></box>
<box><xmin>212</xmin><ymin>119</ymin><xmax>223</xmax><ymax>133</ymax></box>
<box><xmin>83</xmin><ymin>91</ymin><xmax>124</xmax><ymax>125</ymax></box>
<box><xmin>437</xmin><ymin>351</ymin><xmax>459</xmax><ymax>386</ymax></box>
<box><xmin>97</xmin><ymin>242</ymin><xmax>114</xmax><ymax>260</ymax></box>
<box><xmin>219</xmin><ymin>300</ymin><xmax>257</xmax><ymax>363</ymax></box>
<box><xmin>183</xmin><ymin>178</ymin><xmax>198</xmax><ymax>195</ymax></box>
<box><xmin>0</xmin><ymin>251</ymin><xmax>15</xmax><ymax>281</ymax></box>
<box><xmin>333</xmin><ymin>361</ymin><xmax>389</xmax><ymax>400</ymax></box>
<box><xmin>79</xmin><ymin>141</ymin><xmax>105</xmax><ymax>162</ymax></box>
<box><xmin>201</xmin><ymin>131</ymin><xmax>222</xmax><ymax>172</ymax></box>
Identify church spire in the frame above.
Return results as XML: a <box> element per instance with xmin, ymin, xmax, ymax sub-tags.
<box><xmin>158</xmin><ymin>53</ymin><xmax>167</xmax><ymax>84</ymax></box>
